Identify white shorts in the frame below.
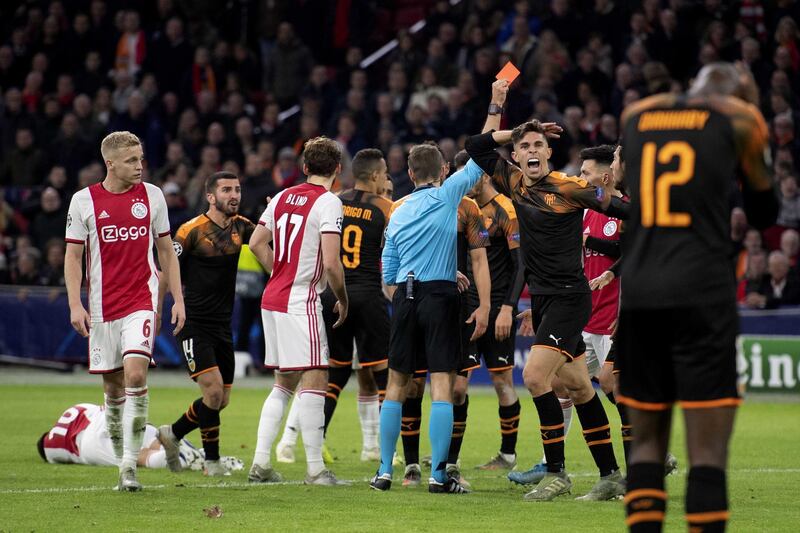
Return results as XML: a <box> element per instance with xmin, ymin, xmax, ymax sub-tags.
<box><xmin>77</xmin><ymin>418</ymin><xmax>158</xmax><ymax>466</ymax></box>
<box><xmin>88</xmin><ymin>310</ymin><xmax>156</xmax><ymax>373</ymax></box>
<box><xmin>582</xmin><ymin>331</ymin><xmax>611</xmax><ymax>378</ymax></box>
<box><xmin>261</xmin><ymin>309</ymin><xmax>329</xmax><ymax>371</ymax></box>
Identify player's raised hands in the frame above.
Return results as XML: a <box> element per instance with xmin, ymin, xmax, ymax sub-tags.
<box><xmin>539</xmin><ymin>122</ymin><xmax>563</xmax><ymax>139</ymax></box>
<box><xmin>70</xmin><ymin>304</ymin><xmax>91</xmax><ymax>337</ymax></box>
<box><xmin>332</xmin><ymin>299</ymin><xmax>348</xmax><ymax>328</ymax></box>
<box><xmin>172</xmin><ymin>300</ymin><xmax>186</xmax><ymax>334</ymax></box>
<box><xmin>516</xmin><ymin>309</ymin><xmax>534</xmax><ymax>336</ymax></box>
<box><xmin>491</xmin><ymin>79</ymin><xmax>510</xmax><ymax>106</ymax></box>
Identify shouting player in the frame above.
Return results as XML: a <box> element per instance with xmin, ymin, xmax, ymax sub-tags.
<box><xmin>466</xmin><ymin>99</ymin><xmax>629</xmax><ymax>500</ymax></box>
<box><xmin>618</xmin><ymin>63</ymin><xmax>777</xmax><ymax>532</ymax></box>
<box><xmin>158</xmin><ymin>171</ymin><xmax>255</xmax><ymax>476</ymax></box>
<box><xmin>64</xmin><ymin>131</ymin><xmax>185</xmax><ymax>491</ymax></box>
<box><xmin>248</xmin><ymin>136</ymin><xmax>349</xmax><ymax>486</ymax></box>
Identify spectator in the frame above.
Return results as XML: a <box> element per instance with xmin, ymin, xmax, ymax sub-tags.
<box><xmin>777</xmin><ymin>175</ymin><xmax>800</xmax><ymax>229</ymax></box>
<box><xmin>114</xmin><ymin>10</ymin><xmax>146</xmax><ymax>77</ymax></box>
<box><xmin>240</xmin><ymin>152</ymin><xmax>277</xmax><ymax>223</ymax></box>
<box><xmin>37</xmin><ymin>238</ymin><xmax>65</xmax><ymax>286</ymax></box>
<box><xmin>162</xmin><ymin>181</ymin><xmax>191</xmax><ymax>232</ymax></box>
<box><xmin>748</xmin><ymin>251</ymin><xmax>800</xmax><ymax>308</ymax></box>
<box><xmin>387</xmin><ymin>144</ymin><xmax>412</xmax><ymax>200</ymax></box>
<box><xmin>10</xmin><ymin>248</ymin><xmax>40</xmax><ymax>285</ymax></box>
<box><xmin>50</xmin><ymin>113</ymin><xmax>93</xmax><ymax>182</ymax></box>
<box><xmin>264</xmin><ymin>22</ymin><xmax>313</xmax><ymax>107</ymax></box>
<box><xmin>738</xmin><ymin>248</ymin><xmax>767</xmax><ymax>304</ymax></box>
<box><xmin>1</xmin><ymin>128</ymin><xmax>48</xmax><ymax>187</ymax></box>
<box><xmin>272</xmin><ymin>147</ymin><xmax>301</xmax><ymax>190</ymax></box>
<box><xmin>781</xmin><ymin>228</ymin><xmax>800</xmax><ymax>267</ymax></box>
<box><xmin>146</xmin><ymin>17</ymin><xmax>193</xmax><ymax>95</ymax></box>
<box><xmin>29</xmin><ymin>187</ymin><xmax>67</xmax><ymax>248</ymax></box>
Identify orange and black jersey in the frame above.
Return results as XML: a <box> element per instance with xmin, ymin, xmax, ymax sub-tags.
<box><xmin>457</xmin><ymin>196</ymin><xmax>490</xmax><ymax>273</ymax></box>
<box><xmin>339</xmin><ymin>189</ymin><xmax>392</xmax><ymax>294</ymax></box>
<box><xmin>174</xmin><ymin>214</ymin><xmax>256</xmax><ymax>324</ymax></box>
<box><xmin>465</xmin><ymin>131</ymin><xmax>629</xmax><ymax>295</ymax></box>
<box><xmin>620</xmin><ymin>93</ymin><xmax>778</xmax><ymax>309</ymax></box>
<box><xmin>467</xmin><ymin>193</ymin><xmax>522</xmax><ymax>309</ymax></box>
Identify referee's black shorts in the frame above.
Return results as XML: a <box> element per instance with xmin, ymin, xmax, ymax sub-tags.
<box><xmin>389</xmin><ymin>280</ymin><xmax>460</xmax><ymax>375</ymax></box>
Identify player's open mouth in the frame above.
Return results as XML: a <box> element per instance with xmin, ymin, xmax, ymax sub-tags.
<box><xmin>527</xmin><ymin>158</ymin><xmax>540</xmax><ymax>171</ymax></box>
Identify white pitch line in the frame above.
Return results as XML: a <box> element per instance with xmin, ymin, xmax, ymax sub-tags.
<box><xmin>2</xmin><ymin>469</ymin><xmax>799</xmax><ymax>495</ymax></box>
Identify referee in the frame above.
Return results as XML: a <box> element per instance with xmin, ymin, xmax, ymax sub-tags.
<box><xmin>369</xmin><ymin>142</ymin><xmax>485</xmax><ymax>494</ymax></box>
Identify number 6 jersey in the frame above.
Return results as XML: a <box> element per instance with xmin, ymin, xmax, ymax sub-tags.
<box><xmin>258</xmin><ymin>182</ymin><xmax>343</xmax><ymax>314</ymax></box>
<box><xmin>620</xmin><ymin>93</ymin><xmax>775</xmax><ymax>309</ymax></box>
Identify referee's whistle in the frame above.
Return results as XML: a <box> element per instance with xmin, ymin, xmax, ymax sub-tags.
<box><xmin>406</xmin><ymin>271</ymin><xmax>415</xmax><ymax>300</ymax></box>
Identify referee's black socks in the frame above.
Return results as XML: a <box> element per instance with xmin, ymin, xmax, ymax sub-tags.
<box><xmin>401</xmin><ymin>396</ymin><xmax>422</xmax><ymax>465</ymax></box>
<box><xmin>532</xmin><ymin>391</ymin><xmax>565</xmax><ymax>473</ymax></box>
<box><xmin>447</xmin><ymin>395</ymin><xmax>468</xmax><ymax>465</ymax></box>
<box><xmin>575</xmin><ymin>392</ymin><xmax>618</xmax><ymax>477</ymax></box>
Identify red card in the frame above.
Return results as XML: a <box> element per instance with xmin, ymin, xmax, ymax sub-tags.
<box><xmin>496</xmin><ymin>61</ymin><xmax>521</xmax><ymax>83</ymax></box>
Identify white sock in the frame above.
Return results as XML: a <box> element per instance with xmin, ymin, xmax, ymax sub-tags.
<box><xmin>278</xmin><ymin>393</ymin><xmax>302</xmax><ymax>447</ymax></box>
<box><xmin>540</xmin><ymin>397</ymin><xmax>574</xmax><ymax>465</ymax></box>
<box><xmin>145</xmin><ymin>450</ymin><xmax>167</xmax><ymax>468</ymax></box>
<box><xmin>357</xmin><ymin>394</ymin><xmax>380</xmax><ymax>451</ymax></box>
<box><xmin>122</xmin><ymin>387</ymin><xmax>148</xmax><ymax>470</ymax></box>
<box><xmin>298</xmin><ymin>389</ymin><xmax>326</xmax><ymax>477</ymax></box>
<box><xmin>104</xmin><ymin>394</ymin><xmax>125</xmax><ymax>462</ymax></box>
<box><xmin>253</xmin><ymin>384</ymin><xmax>292</xmax><ymax>466</ymax></box>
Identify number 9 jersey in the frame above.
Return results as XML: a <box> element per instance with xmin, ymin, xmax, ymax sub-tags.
<box><xmin>619</xmin><ymin>93</ymin><xmax>773</xmax><ymax>309</ymax></box>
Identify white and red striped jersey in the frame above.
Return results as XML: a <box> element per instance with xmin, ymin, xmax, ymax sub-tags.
<box><xmin>258</xmin><ymin>183</ymin><xmax>343</xmax><ymax>314</ymax></box>
<box><xmin>65</xmin><ymin>182</ymin><xmax>170</xmax><ymax>322</ymax></box>
<box><xmin>583</xmin><ymin>209</ymin><xmax>621</xmax><ymax>335</ymax></box>
<box><xmin>42</xmin><ymin>403</ymin><xmax>100</xmax><ymax>464</ymax></box>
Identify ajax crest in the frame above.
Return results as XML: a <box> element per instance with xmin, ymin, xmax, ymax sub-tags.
<box><xmin>603</xmin><ymin>220</ymin><xmax>618</xmax><ymax>237</ymax></box>
<box><xmin>131</xmin><ymin>202</ymin><xmax>148</xmax><ymax>219</ymax></box>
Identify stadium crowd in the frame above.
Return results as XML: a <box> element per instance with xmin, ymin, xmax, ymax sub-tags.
<box><xmin>0</xmin><ymin>0</ymin><xmax>799</xmax><ymax>306</ymax></box>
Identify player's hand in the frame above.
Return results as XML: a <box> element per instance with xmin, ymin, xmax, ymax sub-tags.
<box><xmin>539</xmin><ymin>122</ymin><xmax>563</xmax><ymax>139</ymax></box>
<box><xmin>589</xmin><ymin>270</ymin><xmax>615</xmax><ymax>291</ymax></box>
<box><xmin>70</xmin><ymin>305</ymin><xmax>91</xmax><ymax>338</ymax></box>
<box><xmin>456</xmin><ymin>271</ymin><xmax>470</xmax><ymax>293</ymax></box>
<box><xmin>332</xmin><ymin>300</ymin><xmax>348</xmax><ymax>328</ymax></box>
<box><xmin>516</xmin><ymin>309</ymin><xmax>534</xmax><ymax>336</ymax></box>
<box><xmin>495</xmin><ymin>305</ymin><xmax>513</xmax><ymax>341</ymax></box>
<box><xmin>171</xmin><ymin>301</ymin><xmax>186</xmax><ymax>334</ymax></box>
<box><xmin>467</xmin><ymin>305</ymin><xmax>489</xmax><ymax>341</ymax></box>
<box><xmin>491</xmin><ymin>79</ymin><xmax>510</xmax><ymax>106</ymax></box>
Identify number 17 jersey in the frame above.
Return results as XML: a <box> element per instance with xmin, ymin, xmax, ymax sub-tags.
<box><xmin>258</xmin><ymin>183</ymin><xmax>343</xmax><ymax>314</ymax></box>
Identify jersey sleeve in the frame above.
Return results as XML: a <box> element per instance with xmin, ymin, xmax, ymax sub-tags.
<box><xmin>65</xmin><ymin>192</ymin><xmax>88</xmax><ymax>244</ymax></box>
<box><xmin>319</xmin><ymin>193</ymin><xmax>343</xmax><ymax>234</ymax></box>
<box><xmin>147</xmin><ymin>185</ymin><xmax>170</xmax><ymax>237</ymax></box>
<box><xmin>258</xmin><ymin>192</ymin><xmax>280</xmax><ymax>231</ymax></box>
<box><xmin>240</xmin><ymin>217</ymin><xmax>257</xmax><ymax>242</ymax></box>
<box><xmin>498</xmin><ymin>200</ymin><xmax>521</xmax><ymax>250</ymax></box>
<box><xmin>561</xmin><ymin>179</ymin><xmax>604</xmax><ymax>211</ymax></box>
<box><xmin>173</xmin><ymin>221</ymin><xmax>194</xmax><ymax>267</ymax></box>
<box><xmin>463</xmin><ymin>199</ymin><xmax>490</xmax><ymax>249</ymax></box>
<box><xmin>731</xmin><ymin>102</ymin><xmax>771</xmax><ymax>192</ymax></box>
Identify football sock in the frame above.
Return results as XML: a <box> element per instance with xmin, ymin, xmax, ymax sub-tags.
<box><xmin>357</xmin><ymin>393</ymin><xmax>380</xmax><ymax>451</ymax></box>
<box><xmin>604</xmin><ymin>391</ymin><xmax>633</xmax><ymax>465</ymax></box>
<box><xmin>122</xmin><ymin>386</ymin><xmax>148</xmax><ymax>470</ymax></box>
<box><xmin>253</xmin><ymin>384</ymin><xmax>292</xmax><ymax>466</ymax></box>
<box><xmin>278</xmin><ymin>393</ymin><xmax>301</xmax><ymax>448</ymax></box>
<box><xmin>373</xmin><ymin>367</ymin><xmax>388</xmax><ymax>405</ymax></box>
<box><xmin>401</xmin><ymin>395</ymin><xmax>422</xmax><ymax>465</ymax></box>
<box><xmin>324</xmin><ymin>366</ymin><xmax>351</xmax><ymax>434</ymax></box>
<box><xmin>172</xmin><ymin>398</ymin><xmax>203</xmax><ymax>440</ymax></box>
<box><xmin>533</xmin><ymin>391</ymin><xmax>565</xmax><ymax>473</ymax></box>
<box><xmin>378</xmin><ymin>399</ymin><xmax>402</xmax><ymax>476</ymax></box>
<box><xmin>625</xmin><ymin>462</ymin><xmax>666</xmax><ymax>532</ymax></box>
<box><xmin>560</xmin><ymin>396</ymin><xmax>574</xmax><ymax>439</ymax></box>
<box><xmin>686</xmin><ymin>466</ymin><xmax>728</xmax><ymax>533</ymax></box>
<box><xmin>447</xmin><ymin>395</ymin><xmax>468</xmax><ymax>465</ymax></box>
<box><xmin>429</xmin><ymin>401</ymin><xmax>453</xmax><ymax>483</ymax></box>
<box><xmin>198</xmin><ymin>401</ymin><xmax>221</xmax><ymax>461</ymax></box>
<box><xmin>298</xmin><ymin>389</ymin><xmax>326</xmax><ymax>477</ymax></box>
<box><xmin>499</xmin><ymin>400</ymin><xmax>521</xmax><ymax>456</ymax></box>
<box><xmin>104</xmin><ymin>394</ymin><xmax>125</xmax><ymax>461</ymax></box>
<box><xmin>575</xmin><ymin>392</ymin><xmax>619</xmax><ymax>477</ymax></box>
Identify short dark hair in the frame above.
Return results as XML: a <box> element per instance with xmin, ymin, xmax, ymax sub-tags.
<box><xmin>408</xmin><ymin>143</ymin><xmax>444</xmax><ymax>182</ymax></box>
<box><xmin>303</xmin><ymin>136</ymin><xmax>342</xmax><ymax>177</ymax></box>
<box><xmin>37</xmin><ymin>432</ymin><xmax>47</xmax><ymax>461</ymax></box>
<box><xmin>511</xmin><ymin>120</ymin><xmax>548</xmax><ymax>146</ymax></box>
<box><xmin>453</xmin><ymin>149</ymin><xmax>469</xmax><ymax>170</ymax></box>
<box><xmin>579</xmin><ymin>145</ymin><xmax>615</xmax><ymax>166</ymax></box>
<box><xmin>351</xmin><ymin>148</ymin><xmax>385</xmax><ymax>183</ymax></box>
<box><xmin>205</xmin><ymin>171</ymin><xmax>239</xmax><ymax>194</ymax></box>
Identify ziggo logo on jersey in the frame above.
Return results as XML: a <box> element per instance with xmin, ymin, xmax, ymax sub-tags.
<box><xmin>101</xmin><ymin>225</ymin><xmax>149</xmax><ymax>242</ymax></box>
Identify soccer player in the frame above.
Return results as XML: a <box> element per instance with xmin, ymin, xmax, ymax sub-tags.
<box><xmin>38</xmin><ymin>402</ymin><xmax>207</xmax><ymax>470</ymax></box>
<box><xmin>458</xmin><ymin>149</ymin><xmax>527</xmax><ymax>473</ymax></box>
<box><xmin>399</xmin><ymin>151</ymin><xmax>491</xmax><ymax>488</ymax></box>
<box><xmin>466</xmin><ymin>99</ymin><xmax>629</xmax><ymax>500</ymax></box>
<box><xmin>370</xmin><ymin>143</ymin><xmax>485</xmax><ymax>494</ymax></box>
<box><xmin>247</xmin><ymin>136</ymin><xmax>349</xmax><ymax>486</ymax></box>
<box><xmin>617</xmin><ymin>63</ymin><xmax>777</xmax><ymax>532</ymax></box>
<box><xmin>157</xmin><ymin>171</ymin><xmax>256</xmax><ymax>476</ymax></box>
<box><xmin>64</xmin><ymin>131</ymin><xmax>185</xmax><ymax>492</ymax></box>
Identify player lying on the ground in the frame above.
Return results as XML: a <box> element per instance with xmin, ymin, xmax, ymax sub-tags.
<box><xmin>37</xmin><ymin>402</ymin><xmax>243</xmax><ymax>472</ymax></box>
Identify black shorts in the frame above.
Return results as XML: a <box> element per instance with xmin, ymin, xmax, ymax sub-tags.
<box><xmin>390</xmin><ymin>281</ymin><xmax>460</xmax><ymax>375</ymax></box>
<box><xmin>461</xmin><ymin>307</ymin><xmax>517</xmax><ymax>375</ymax></box>
<box><xmin>177</xmin><ymin>322</ymin><xmax>235</xmax><ymax>385</ymax></box>
<box><xmin>459</xmin><ymin>298</ymin><xmax>480</xmax><ymax>374</ymax></box>
<box><xmin>321</xmin><ymin>289</ymin><xmax>389</xmax><ymax>368</ymax></box>
<box><xmin>616</xmin><ymin>302</ymin><xmax>742</xmax><ymax>410</ymax></box>
<box><xmin>531</xmin><ymin>292</ymin><xmax>591</xmax><ymax>360</ymax></box>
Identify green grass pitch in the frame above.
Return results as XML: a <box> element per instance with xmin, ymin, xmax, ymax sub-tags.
<box><xmin>1</xmin><ymin>382</ymin><xmax>798</xmax><ymax>531</ymax></box>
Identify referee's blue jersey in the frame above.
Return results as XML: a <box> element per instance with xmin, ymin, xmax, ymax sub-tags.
<box><xmin>382</xmin><ymin>159</ymin><xmax>484</xmax><ymax>285</ymax></box>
